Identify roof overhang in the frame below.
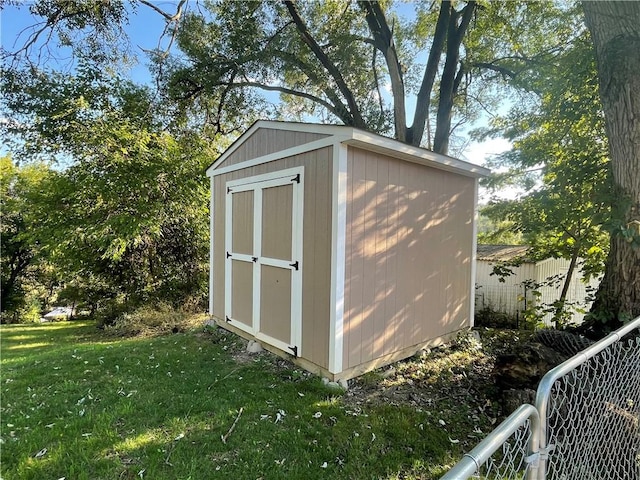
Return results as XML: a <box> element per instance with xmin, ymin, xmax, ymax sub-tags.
<box><xmin>206</xmin><ymin>120</ymin><xmax>491</xmax><ymax>179</ymax></box>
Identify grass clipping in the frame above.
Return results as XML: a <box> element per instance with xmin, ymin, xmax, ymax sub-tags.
<box><xmin>107</xmin><ymin>303</ymin><xmax>205</xmax><ymax>337</ymax></box>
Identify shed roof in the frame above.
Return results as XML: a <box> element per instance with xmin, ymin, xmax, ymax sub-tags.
<box><xmin>206</xmin><ymin>120</ymin><xmax>490</xmax><ymax>178</ymax></box>
<box><xmin>476</xmin><ymin>244</ymin><xmax>532</xmax><ymax>262</ymax></box>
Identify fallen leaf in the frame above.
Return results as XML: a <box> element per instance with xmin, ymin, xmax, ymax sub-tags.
<box><xmin>34</xmin><ymin>448</ymin><xmax>47</xmax><ymax>459</ymax></box>
<box><xmin>320</xmin><ymin>462</ymin><xmax>328</xmax><ymax>468</ymax></box>
<box><xmin>312</xmin><ymin>412</ymin><xmax>322</xmax><ymax>419</ymax></box>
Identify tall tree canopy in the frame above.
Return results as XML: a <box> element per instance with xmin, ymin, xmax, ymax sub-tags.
<box><xmin>160</xmin><ymin>0</ymin><xmax>579</xmax><ymax>153</ymax></box>
<box><xmin>3</xmin><ymin>0</ymin><xmax>580</xmax><ymax>154</ymax></box>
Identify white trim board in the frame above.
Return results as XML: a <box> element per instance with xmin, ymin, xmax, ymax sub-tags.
<box><xmin>209</xmin><ymin>175</ymin><xmax>215</xmax><ymax>317</ymax></box>
<box><xmin>328</xmin><ymin>143</ymin><xmax>348</xmax><ymax>374</ymax></box>
<box><xmin>208</xmin><ymin>136</ymin><xmax>340</xmax><ymax>177</ymax></box>
<box><xmin>469</xmin><ymin>178</ymin><xmax>479</xmax><ymax>328</ymax></box>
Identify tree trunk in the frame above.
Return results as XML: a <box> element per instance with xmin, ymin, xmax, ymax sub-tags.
<box><xmin>582</xmin><ymin>1</ymin><xmax>640</xmax><ymax>329</ymax></box>
<box><xmin>433</xmin><ymin>1</ymin><xmax>475</xmax><ymax>155</ymax></box>
<box><xmin>554</xmin><ymin>246</ymin><xmax>580</xmax><ymax>328</ymax></box>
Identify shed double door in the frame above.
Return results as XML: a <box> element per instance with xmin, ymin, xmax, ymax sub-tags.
<box><xmin>224</xmin><ymin>169</ymin><xmax>303</xmax><ymax>357</ymax></box>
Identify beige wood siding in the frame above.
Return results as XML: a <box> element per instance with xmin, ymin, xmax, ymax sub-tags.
<box><xmin>343</xmin><ymin>147</ymin><xmax>475</xmax><ymax>370</ymax></box>
<box><xmin>213</xmin><ymin>147</ymin><xmax>333</xmax><ymax>368</ymax></box>
<box><xmin>217</xmin><ymin>129</ymin><xmax>330</xmax><ymax>169</ymax></box>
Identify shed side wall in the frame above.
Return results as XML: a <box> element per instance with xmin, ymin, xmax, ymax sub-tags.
<box><xmin>343</xmin><ymin>147</ymin><xmax>475</xmax><ymax>370</ymax></box>
<box><xmin>213</xmin><ymin>147</ymin><xmax>333</xmax><ymax>368</ymax></box>
<box><xmin>217</xmin><ymin>128</ymin><xmax>330</xmax><ymax>169</ymax></box>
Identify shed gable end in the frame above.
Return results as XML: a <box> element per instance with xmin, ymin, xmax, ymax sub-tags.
<box><xmin>215</xmin><ymin>128</ymin><xmax>331</xmax><ymax>170</ymax></box>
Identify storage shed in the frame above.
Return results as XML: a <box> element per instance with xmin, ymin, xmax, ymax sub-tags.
<box><xmin>475</xmin><ymin>244</ymin><xmax>602</xmax><ymax>326</ymax></box>
<box><xmin>206</xmin><ymin>121</ymin><xmax>490</xmax><ymax>380</ymax></box>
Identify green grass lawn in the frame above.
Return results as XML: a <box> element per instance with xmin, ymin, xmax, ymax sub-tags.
<box><xmin>0</xmin><ymin>320</ymin><xmax>491</xmax><ymax>479</ymax></box>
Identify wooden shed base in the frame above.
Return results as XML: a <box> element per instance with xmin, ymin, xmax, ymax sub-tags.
<box><xmin>208</xmin><ymin>315</ymin><xmax>465</xmax><ymax>381</ymax></box>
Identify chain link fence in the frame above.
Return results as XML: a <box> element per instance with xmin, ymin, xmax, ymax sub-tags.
<box><xmin>442</xmin><ymin>315</ymin><xmax>640</xmax><ymax>480</ymax></box>
<box><xmin>441</xmin><ymin>404</ymin><xmax>539</xmax><ymax>479</ymax></box>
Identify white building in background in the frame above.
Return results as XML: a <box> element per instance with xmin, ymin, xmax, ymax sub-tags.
<box><xmin>475</xmin><ymin>245</ymin><xmax>602</xmax><ymax>326</ymax></box>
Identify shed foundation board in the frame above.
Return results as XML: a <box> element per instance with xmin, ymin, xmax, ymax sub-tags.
<box><xmin>209</xmin><ymin>315</ymin><xmax>463</xmax><ymax>381</ymax></box>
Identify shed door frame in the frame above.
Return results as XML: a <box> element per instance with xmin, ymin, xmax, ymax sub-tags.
<box><xmin>224</xmin><ymin>167</ymin><xmax>304</xmax><ymax>356</ymax></box>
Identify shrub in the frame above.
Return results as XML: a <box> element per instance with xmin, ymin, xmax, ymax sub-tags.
<box><xmin>474</xmin><ymin>305</ymin><xmax>521</xmax><ymax>329</ymax></box>
<box><xmin>18</xmin><ymin>297</ymin><xmax>42</xmax><ymax>324</ymax></box>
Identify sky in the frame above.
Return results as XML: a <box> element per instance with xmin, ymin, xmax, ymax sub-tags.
<box><xmin>1</xmin><ymin>1</ymin><xmax>514</xmax><ymax>196</ymax></box>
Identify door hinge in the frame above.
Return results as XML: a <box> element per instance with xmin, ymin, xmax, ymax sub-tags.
<box><xmin>226</xmin><ymin>251</ymin><xmax>231</xmax><ymax>259</ymax></box>
<box><xmin>289</xmin><ymin>260</ymin><xmax>299</xmax><ymax>270</ymax></box>
<box><xmin>225</xmin><ymin>315</ymin><xmax>231</xmax><ymax>323</ymax></box>
<box><xmin>252</xmin><ymin>256</ymin><xmax>258</xmax><ymax>262</ymax></box>
<box><xmin>288</xmin><ymin>345</ymin><xmax>298</xmax><ymax>358</ymax></box>
<box><xmin>227</xmin><ymin>186</ymin><xmax>232</xmax><ymax>193</ymax></box>
<box><xmin>291</xmin><ymin>173</ymin><xmax>300</xmax><ymax>184</ymax></box>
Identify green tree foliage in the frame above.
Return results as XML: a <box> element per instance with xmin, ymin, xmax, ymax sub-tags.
<box><xmin>2</xmin><ymin>64</ymin><xmax>214</xmax><ymax>320</ymax></box>
<box><xmin>479</xmin><ymin>26</ymin><xmax>611</xmax><ymax>325</ymax></box>
<box><xmin>0</xmin><ymin>156</ymin><xmax>51</xmax><ymax>320</ymax></box>
<box><xmin>159</xmin><ymin>0</ymin><xmax>579</xmax><ymax>153</ymax></box>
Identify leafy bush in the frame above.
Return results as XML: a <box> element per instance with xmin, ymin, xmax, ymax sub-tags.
<box><xmin>17</xmin><ymin>297</ymin><xmax>42</xmax><ymax>323</ymax></box>
<box><xmin>474</xmin><ymin>305</ymin><xmax>521</xmax><ymax>329</ymax></box>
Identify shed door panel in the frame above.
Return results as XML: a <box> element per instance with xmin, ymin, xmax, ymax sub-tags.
<box><xmin>231</xmin><ymin>190</ymin><xmax>254</xmax><ymax>255</ymax></box>
<box><xmin>231</xmin><ymin>260</ymin><xmax>253</xmax><ymax>327</ymax></box>
<box><xmin>261</xmin><ymin>185</ymin><xmax>293</xmax><ymax>261</ymax></box>
<box><xmin>260</xmin><ymin>265</ymin><xmax>292</xmax><ymax>343</ymax></box>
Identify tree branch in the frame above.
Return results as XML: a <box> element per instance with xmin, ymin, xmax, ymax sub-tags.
<box><xmin>234</xmin><ymin>81</ymin><xmax>342</xmax><ymax>118</ymax></box>
<box><xmin>137</xmin><ymin>0</ymin><xmax>187</xmax><ymax>22</ymax></box>
<box><xmin>359</xmin><ymin>0</ymin><xmax>406</xmax><ymax>141</ymax></box>
<box><xmin>433</xmin><ymin>1</ymin><xmax>477</xmax><ymax>154</ymax></box>
<box><xmin>283</xmin><ymin>0</ymin><xmax>363</xmax><ymax>127</ymax></box>
<box><xmin>473</xmin><ymin>62</ymin><xmax>517</xmax><ymax>80</ymax></box>
<box><xmin>409</xmin><ymin>0</ymin><xmax>451</xmax><ymax>146</ymax></box>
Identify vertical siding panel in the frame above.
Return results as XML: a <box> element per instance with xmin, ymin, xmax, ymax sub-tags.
<box><xmin>219</xmin><ymin>129</ymin><xmax>330</xmax><ymax>167</ymax></box>
<box><xmin>348</xmin><ymin>151</ymin><xmax>366</xmax><ymax>369</ymax></box>
<box><xmin>386</xmin><ymin>159</ymin><xmax>399</xmax><ymax>355</ymax></box>
<box><xmin>314</xmin><ymin>148</ymin><xmax>331</xmax><ymax>365</ymax></box>
<box><xmin>340</xmin><ymin>147</ymin><xmax>475</xmax><ymax>371</ymax></box>
<box><xmin>396</xmin><ymin>161</ymin><xmax>408</xmax><ymax>351</ymax></box>
<box><xmin>362</xmin><ymin>151</ymin><xmax>377</xmax><ymax>363</ymax></box>
<box><xmin>213</xmin><ymin>175</ymin><xmax>226</xmax><ymax>319</ymax></box>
